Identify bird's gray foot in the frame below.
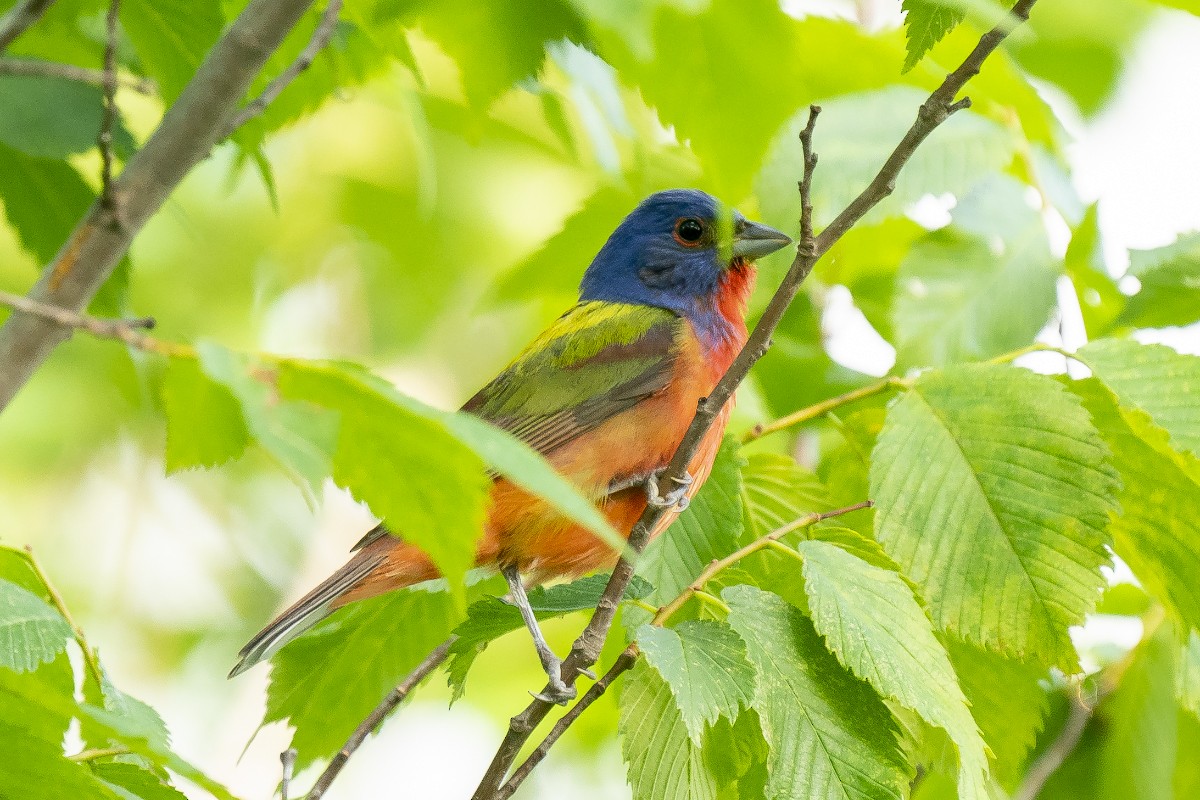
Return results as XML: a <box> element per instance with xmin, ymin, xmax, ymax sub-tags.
<box><xmin>645</xmin><ymin>470</ymin><xmax>694</xmax><ymax>511</ymax></box>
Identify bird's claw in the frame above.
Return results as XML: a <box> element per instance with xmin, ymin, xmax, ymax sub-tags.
<box><xmin>531</xmin><ymin>655</ymin><xmax>576</xmax><ymax>705</ymax></box>
<box><xmin>645</xmin><ymin>471</ymin><xmax>693</xmax><ymax>511</ymax></box>
<box><xmin>576</xmin><ymin>666</ymin><xmax>597</xmax><ymax>681</ymax></box>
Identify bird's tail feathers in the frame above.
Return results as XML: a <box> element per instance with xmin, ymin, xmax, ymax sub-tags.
<box><xmin>228</xmin><ymin>552</ymin><xmax>384</xmax><ymax>678</ymax></box>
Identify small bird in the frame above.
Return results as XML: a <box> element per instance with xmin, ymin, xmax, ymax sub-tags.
<box><xmin>230</xmin><ymin>189</ymin><xmax>791</xmax><ymax>700</ymax></box>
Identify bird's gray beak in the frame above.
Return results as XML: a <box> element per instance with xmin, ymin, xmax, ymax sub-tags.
<box><xmin>731</xmin><ymin>219</ymin><xmax>792</xmax><ymax>260</ymax></box>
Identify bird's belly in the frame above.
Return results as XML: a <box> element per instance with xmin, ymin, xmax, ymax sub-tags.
<box><xmin>485</xmin><ymin>386</ymin><xmax>731</xmax><ymax>582</ymax></box>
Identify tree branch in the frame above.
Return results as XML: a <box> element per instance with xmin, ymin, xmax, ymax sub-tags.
<box><xmin>0</xmin><ymin>0</ymin><xmax>56</xmax><ymax>53</ymax></box>
<box><xmin>468</xmin><ymin>2</ymin><xmax>1036</xmax><ymax>796</ymax></box>
<box><xmin>0</xmin><ymin>289</ymin><xmax>182</xmax><ymax>354</ymax></box>
<box><xmin>0</xmin><ymin>57</ymin><xmax>157</xmax><ymax>93</ymax></box>
<box><xmin>0</xmin><ymin>0</ymin><xmax>318</xmax><ymax>414</ymax></box>
<box><xmin>98</xmin><ymin>0</ymin><xmax>120</xmax><ymax>215</ymax></box>
<box><xmin>492</xmin><ymin>502</ymin><xmax>872</xmax><ymax>800</ymax></box>
<box><xmin>304</xmin><ymin>636</ymin><xmax>456</xmax><ymax>800</ymax></box>
<box><xmin>220</xmin><ymin>0</ymin><xmax>343</xmax><ymax>141</ymax></box>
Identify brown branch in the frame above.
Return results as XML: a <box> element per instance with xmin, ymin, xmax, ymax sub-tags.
<box><xmin>0</xmin><ymin>0</ymin><xmax>319</xmax><ymax>412</ymax></box>
<box><xmin>496</xmin><ymin>649</ymin><xmax>638</xmax><ymax>800</ymax></box>
<box><xmin>98</xmin><ymin>0</ymin><xmax>120</xmax><ymax>216</ymax></box>
<box><xmin>797</xmin><ymin>104</ymin><xmax>820</xmax><ymax>254</ymax></box>
<box><xmin>304</xmin><ymin>636</ymin><xmax>456</xmax><ymax>800</ymax></box>
<box><xmin>0</xmin><ymin>289</ymin><xmax>179</xmax><ymax>353</ymax></box>
<box><xmin>493</xmin><ymin>501</ymin><xmax>872</xmax><ymax>800</ymax></box>
<box><xmin>220</xmin><ymin>0</ymin><xmax>343</xmax><ymax>140</ymax></box>
<box><xmin>468</xmin><ymin>2</ymin><xmax>1036</xmax><ymax>796</ymax></box>
<box><xmin>0</xmin><ymin>57</ymin><xmax>157</xmax><ymax>93</ymax></box>
<box><xmin>0</xmin><ymin>0</ymin><xmax>56</xmax><ymax>52</ymax></box>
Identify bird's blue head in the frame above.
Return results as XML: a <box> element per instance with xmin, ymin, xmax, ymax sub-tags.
<box><xmin>578</xmin><ymin>189</ymin><xmax>791</xmax><ymax>329</ymax></box>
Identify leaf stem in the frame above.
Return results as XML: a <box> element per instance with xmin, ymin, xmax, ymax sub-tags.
<box><xmin>692</xmin><ymin>590</ymin><xmax>731</xmax><ymax>615</ymax></box>
<box><xmin>743</xmin><ymin>377</ymin><xmax>908</xmax><ymax>443</ymax></box>
<box><xmin>18</xmin><ymin>545</ymin><xmax>105</xmax><ymax>689</ymax></box>
<box><xmin>69</xmin><ymin>746</ymin><xmax>130</xmax><ymax>762</ymax></box>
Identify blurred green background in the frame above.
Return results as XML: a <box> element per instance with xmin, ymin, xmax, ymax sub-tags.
<box><xmin>2</xmin><ymin>0</ymin><xmax>1200</xmax><ymax>796</ymax></box>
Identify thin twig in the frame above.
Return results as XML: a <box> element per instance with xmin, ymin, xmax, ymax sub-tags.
<box><xmin>20</xmin><ymin>546</ymin><xmax>105</xmax><ymax>689</ymax></box>
<box><xmin>797</xmin><ymin>105</ymin><xmax>821</xmax><ymax>255</ymax></box>
<box><xmin>743</xmin><ymin>376</ymin><xmax>907</xmax><ymax>443</ymax></box>
<box><xmin>98</xmin><ymin>0</ymin><xmax>120</xmax><ymax>217</ymax></box>
<box><xmin>280</xmin><ymin>748</ymin><xmax>297</xmax><ymax>800</ymax></box>
<box><xmin>468</xmin><ymin>3</ymin><xmax>1036</xmax><ymax>796</ymax></box>
<box><xmin>305</xmin><ymin>636</ymin><xmax>456</xmax><ymax>800</ymax></box>
<box><xmin>0</xmin><ymin>0</ymin><xmax>56</xmax><ymax>52</ymax></box>
<box><xmin>0</xmin><ymin>289</ymin><xmax>176</xmax><ymax>353</ymax></box>
<box><xmin>1013</xmin><ymin>608</ymin><xmax>1165</xmax><ymax>800</ymax></box>
<box><xmin>220</xmin><ymin>0</ymin><xmax>342</xmax><ymax>140</ymax></box>
<box><xmin>0</xmin><ymin>58</ymin><xmax>157</xmax><ymax>93</ymax></box>
<box><xmin>494</xmin><ymin>502</ymin><xmax>872</xmax><ymax>800</ymax></box>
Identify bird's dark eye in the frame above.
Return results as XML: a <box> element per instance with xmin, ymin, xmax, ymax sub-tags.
<box><xmin>674</xmin><ymin>218</ymin><xmax>704</xmax><ymax>245</ymax></box>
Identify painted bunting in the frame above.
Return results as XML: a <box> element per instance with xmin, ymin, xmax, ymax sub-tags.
<box><xmin>231</xmin><ymin>189</ymin><xmax>791</xmax><ymax>700</ymax></box>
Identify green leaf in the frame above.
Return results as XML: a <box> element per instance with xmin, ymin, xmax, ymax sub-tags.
<box><xmin>740</xmin><ymin>451</ymin><xmax>831</xmax><ymax>538</ymax></box>
<box><xmin>160</xmin><ymin>357</ymin><xmax>250</xmax><ymax>472</ymax></box>
<box><xmin>1114</xmin><ymin>233</ymin><xmax>1200</xmax><ymax>330</ymax></box>
<box><xmin>1071</xmin><ymin>378</ymin><xmax>1200</xmax><ymax>632</ymax></box>
<box><xmin>0</xmin><ymin>74</ymin><xmax>135</xmax><ymax>159</ymax></box>
<box><xmin>276</xmin><ymin>363</ymin><xmax>490</xmax><ymax>595</ymax></box>
<box><xmin>636</xmin><ymin>620</ymin><xmax>756</xmax><ymax>743</ymax></box>
<box><xmin>414</xmin><ymin>0</ymin><xmax>588</xmax><ymax>110</ymax></box>
<box><xmin>121</xmin><ymin>0</ymin><xmax>224</xmax><ymax>103</ymax></box>
<box><xmin>894</xmin><ymin>176</ymin><xmax>1059</xmax><ymax>368</ymax></box>
<box><xmin>196</xmin><ymin>344</ymin><xmax>339</xmax><ymax>495</ymax></box>
<box><xmin>760</xmin><ymin>88</ymin><xmax>1015</xmax><ymax>232</ymax></box>
<box><xmin>723</xmin><ymin>585</ymin><xmax>909</xmax><ymax>800</ymax></box>
<box><xmin>266</xmin><ymin>581</ymin><xmax>485</xmax><ymax>769</ymax></box>
<box><xmin>1098</xmin><ymin>625</ymin><xmax>1178</xmax><ymax>800</ymax></box>
<box><xmin>0</xmin><ymin>143</ymin><xmax>94</xmax><ymax>265</ymax></box>
<box><xmin>946</xmin><ymin>638</ymin><xmax>1048</xmax><ymax>787</ymax></box>
<box><xmin>637</xmin><ymin>438</ymin><xmax>744</xmax><ymax>603</ymax></box>
<box><xmin>279</xmin><ymin>358</ymin><xmax>628</xmax><ymax>562</ymax></box>
<box><xmin>446</xmin><ymin>573</ymin><xmax>652</xmax><ymax>699</ymax></box>
<box><xmin>619</xmin><ymin>661</ymin><xmax>718</xmax><ymax>800</ymax></box>
<box><xmin>0</xmin><ymin>651</ymin><xmax>76</xmax><ymax>745</ymax></box>
<box><xmin>0</xmin><ymin>578</ymin><xmax>72</xmax><ymax>673</ymax></box>
<box><xmin>1064</xmin><ymin>203</ymin><xmax>1125</xmax><ymax>337</ymax></box>
<box><xmin>870</xmin><ymin>364</ymin><xmax>1119</xmax><ymax>668</ymax></box>
<box><xmin>94</xmin><ymin>763</ymin><xmax>188</xmax><ymax>800</ymax></box>
<box><xmin>901</xmin><ymin>0</ymin><xmax>966</xmax><ymax>72</ymax></box>
<box><xmin>1079</xmin><ymin>338</ymin><xmax>1200</xmax><ymax>458</ymax></box>
<box><xmin>0</xmin><ymin>722</ymin><xmax>122</xmax><ymax>800</ymax></box>
<box><xmin>1178</xmin><ymin>629</ymin><xmax>1200</xmax><ymax>722</ymax></box>
<box><xmin>797</xmin><ymin>541</ymin><xmax>989</xmax><ymax>798</ymax></box>
<box><xmin>610</xmin><ymin>5</ymin><xmax>902</xmax><ymax>199</ymax></box>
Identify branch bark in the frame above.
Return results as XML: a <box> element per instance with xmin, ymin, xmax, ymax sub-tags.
<box><xmin>0</xmin><ymin>57</ymin><xmax>157</xmax><ymax>93</ymax></box>
<box><xmin>468</xmin><ymin>2</ymin><xmax>1037</xmax><ymax>796</ymax></box>
<box><xmin>0</xmin><ymin>0</ymin><xmax>318</xmax><ymax>413</ymax></box>
<box><xmin>220</xmin><ymin>0</ymin><xmax>343</xmax><ymax>140</ymax></box>
<box><xmin>304</xmin><ymin>637</ymin><xmax>456</xmax><ymax>800</ymax></box>
<box><xmin>0</xmin><ymin>0</ymin><xmax>56</xmax><ymax>52</ymax></box>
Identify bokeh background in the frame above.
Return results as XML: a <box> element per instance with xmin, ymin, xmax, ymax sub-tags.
<box><xmin>2</xmin><ymin>0</ymin><xmax>1199</xmax><ymax>796</ymax></box>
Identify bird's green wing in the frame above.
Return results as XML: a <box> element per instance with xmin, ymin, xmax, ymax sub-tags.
<box><xmin>461</xmin><ymin>301</ymin><xmax>684</xmax><ymax>456</ymax></box>
<box><xmin>349</xmin><ymin>302</ymin><xmax>682</xmax><ymax>554</ymax></box>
